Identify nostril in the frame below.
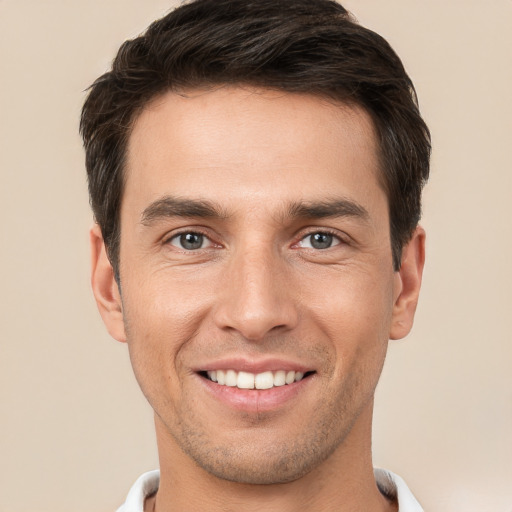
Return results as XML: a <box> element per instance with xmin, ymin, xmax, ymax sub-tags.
<box><xmin>270</xmin><ymin>324</ymin><xmax>288</xmax><ymax>332</ymax></box>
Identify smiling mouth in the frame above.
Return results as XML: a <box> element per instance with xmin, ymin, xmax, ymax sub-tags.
<box><xmin>199</xmin><ymin>369</ymin><xmax>315</xmax><ymax>390</ymax></box>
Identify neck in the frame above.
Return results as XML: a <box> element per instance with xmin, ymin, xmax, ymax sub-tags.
<box><xmin>149</xmin><ymin>404</ymin><xmax>397</xmax><ymax>512</ymax></box>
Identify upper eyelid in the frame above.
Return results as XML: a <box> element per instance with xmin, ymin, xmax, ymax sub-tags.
<box><xmin>170</xmin><ymin>232</ymin><xmax>213</xmax><ymax>250</ymax></box>
<box><xmin>163</xmin><ymin>226</ymin><xmax>215</xmax><ymax>243</ymax></box>
<box><xmin>164</xmin><ymin>231</ymin><xmax>219</xmax><ymax>253</ymax></box>
<box><xmin>295</xmin><ymin>232</ymin><xmax>343</xmax><ymax>250</ymax></box>
<box><xmin>295</xmin><ymin>227</ymin><xmax>348</xmax><ymax>243</ymax></box>
<box><xmin>161</xmin><ymin>226</ymin><xmax>349</xmax><ymax>248</ymax></box>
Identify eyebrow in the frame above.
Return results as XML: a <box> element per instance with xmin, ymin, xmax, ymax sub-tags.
<box><xmin>140</xmin><ymin>195</ymin><xmax>370</xmax><ymax>225</ymax></box>
<box><xmin>141</xmin><ymin>196</ymin><xmax>229</xmax><ymax>225</ymax></box>
<box><xmin>286</xmin><ymin>199</ymin><xmax>370</xmax><ymax>223</ymax></box>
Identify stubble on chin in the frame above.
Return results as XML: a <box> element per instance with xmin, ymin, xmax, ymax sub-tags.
<box><xmin>161</xmin><ymin>365</ymin><xmax>375</xmax><ymax>486</ymax></box>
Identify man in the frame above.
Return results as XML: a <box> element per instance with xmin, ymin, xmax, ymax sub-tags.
<box><xmin>80</xmin><ymin>0</ymin><xmax>430</xmax><ymax>510</ymax></box>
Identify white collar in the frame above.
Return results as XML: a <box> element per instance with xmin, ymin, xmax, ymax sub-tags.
<box><xmin>117</xmin><ymin>468</ymin><xmax>423</xmax><ymax>512</ymax></box>
<box><xmin>374</xmin><ymin>468</ymin><xmax>424</xmax><ymax>511</ymax></box>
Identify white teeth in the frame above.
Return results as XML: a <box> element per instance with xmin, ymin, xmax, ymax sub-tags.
<box><xmin>237</xmin><ymin>371</ymin><xmax>255</xmax><ymax>389</ymax></box>
<box><xmin>285</xmin><ymin>370</ymin><xmax>295</xmax><ymax>385</ymax></box>
<box><xmin>273</xmin><ymin>370</ymin><xmax>286</xmax><ymax>387</ymax></box>
<box><xmin>205</xmin><ymin>369</ymin><xmax>308</xmax><ymax>389</ymax></box>
<box><xmin>255</xmin><ymin>371</ymin><xmax>274</xmax><ymax>390</ymax></box>
<box><xmin>225</xmin><ymin>369</ymin><xmax>237</xmax><ymax>387</ymax></box>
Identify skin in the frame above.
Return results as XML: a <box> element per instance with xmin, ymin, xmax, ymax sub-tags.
<box><xmin>91</xmin><ymin>86</ymin><xmax>425</xmax><ymax>512</ymax></box>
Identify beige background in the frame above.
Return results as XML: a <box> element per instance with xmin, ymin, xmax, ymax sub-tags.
<box><xmin>1</xmin><ymin>1</ymin><xmax>511</xmax><ymax>511</ymax></box>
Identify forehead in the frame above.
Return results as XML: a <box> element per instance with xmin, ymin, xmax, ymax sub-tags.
<box><xmin>123</xmin><ymin>86</ymin><xmax>384</xmax><ymax>218</ymax></box>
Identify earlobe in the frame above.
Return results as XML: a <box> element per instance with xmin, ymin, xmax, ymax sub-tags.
<box><xmin>90</xmin><ymin>224</ymin><xmax>127</xmax><ymax>343</ymax></box>
<box><xmin>389</xmin><ymin>226</ymin><xmax>426</xmax><ymax>340</ymax></box>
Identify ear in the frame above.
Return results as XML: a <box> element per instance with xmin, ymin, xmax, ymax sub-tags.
<box><xmin>389</xmin><ymin>226</ymin><xmax>426</xmax><ymax>340</ymax></box>
<box><xmin>90</xmin><ymin>224</ymin><xmax>126</xmax><ymax>343</ymax></box>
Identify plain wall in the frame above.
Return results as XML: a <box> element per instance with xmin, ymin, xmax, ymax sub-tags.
<box><xmin>1</xmin><ymin>1</ymin><xmax>511</xmax><ymax>511</ymax></box>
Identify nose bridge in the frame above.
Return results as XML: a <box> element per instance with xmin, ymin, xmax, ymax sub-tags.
<box><xmin>214</xmin><ymin>238</ymin><xmax>298</xmax><ymax>340</ymax></box>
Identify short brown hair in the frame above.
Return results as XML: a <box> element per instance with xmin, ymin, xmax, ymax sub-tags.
<box><xmin>80</xmin><ymin>0</ymin><xmax>430</xmax><ymax>279</ymax></box>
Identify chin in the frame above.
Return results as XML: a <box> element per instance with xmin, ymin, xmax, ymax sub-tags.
<box><xmin>195</xmin><ymin>455</ymin><xmax>316</xmax><ymax>485</ymax></box>
<box><xmin>179</xmin><ymin>429</ymin><xmax>342</xmax><ymax>486</ymax></box>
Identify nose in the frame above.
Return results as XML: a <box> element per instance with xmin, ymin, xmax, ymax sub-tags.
<box><xmin>213</xmin><ymin>244</ymin><xmax>299</xmax><ymax>341</ymax></box>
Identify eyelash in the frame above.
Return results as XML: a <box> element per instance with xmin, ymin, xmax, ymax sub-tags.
<box><xmin>164</xmin><ymin>228</ymin><xmax>346</xmax><ymax>252</ymax></box>
<box><xmin>164</xmin><ymin>229</ymin><xmax>216</xmax><ymax>251</ymax></box>
<box><xmin>294</xmin><ymin>228</ymin><xmax>346</xmax><ymax>251</ymax></box>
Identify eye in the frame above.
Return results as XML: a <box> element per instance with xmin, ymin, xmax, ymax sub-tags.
<box><xmin>168</xmin><ymin>232</ymin><xmax>212</xmax><ymax>250</ymax></box>
<box><xmin>298</xmin><ymin>232</ymin><xmax>341</xmax><ymax>250</ymax></box>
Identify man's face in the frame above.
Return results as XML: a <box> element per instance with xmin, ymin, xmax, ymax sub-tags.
<box><xmin>98</xmin><ymin>87</ymin><xmax>415</xmax><ymax>484</ymax></box>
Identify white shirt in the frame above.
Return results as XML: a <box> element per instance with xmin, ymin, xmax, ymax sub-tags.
<box><xmin>117</xmin><ymin>468</ymin><xmax>423</xmax><ymax>512</ymax></box>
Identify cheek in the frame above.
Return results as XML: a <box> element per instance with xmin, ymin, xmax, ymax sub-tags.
<box><xmin>302</xmin><ymin>265</ymin><xmax>395</xmax><ymax>381</ymax></box>
<box><xmin>122</xmin><ymin>265</ymin><xmax>214</xmax><ymax>337</ymax></box>
<box><xmin>119</xmin><ymin>275</ymin><xmax>211</xmax><ymax>400</ymax></box>
<box><xmin>305</xmin><ymin>266</ymin><xmax>395</xmax><ymax>335</ymax></box>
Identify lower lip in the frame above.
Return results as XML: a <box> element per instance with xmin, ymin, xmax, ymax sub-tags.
<box><xmin>198</xmin><ymin>374</ymin><xmax>312</xmax><ymax>413</ymax></box>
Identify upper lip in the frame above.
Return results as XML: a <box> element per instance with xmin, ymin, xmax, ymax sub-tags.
<box><xmin>193</xmin><ymin>357</ymin><xmax>314</xmax><ymax>374</ymax></box>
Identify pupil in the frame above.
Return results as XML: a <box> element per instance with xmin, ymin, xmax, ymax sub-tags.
<box><xmin>311</xmin><ymin>233</ymin><xmax>332</xmax><ymax>249</ymax></box>
<box><xmin>181</xmin><ymin>233</ymin><xmax>203</xmax><ymax>250</ymax></box>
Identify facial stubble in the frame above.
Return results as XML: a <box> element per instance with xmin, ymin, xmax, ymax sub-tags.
<box><xmin>153</xmin><ymin>345</ymin><xmax>385</xmax><ymax>486</ymax></box>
